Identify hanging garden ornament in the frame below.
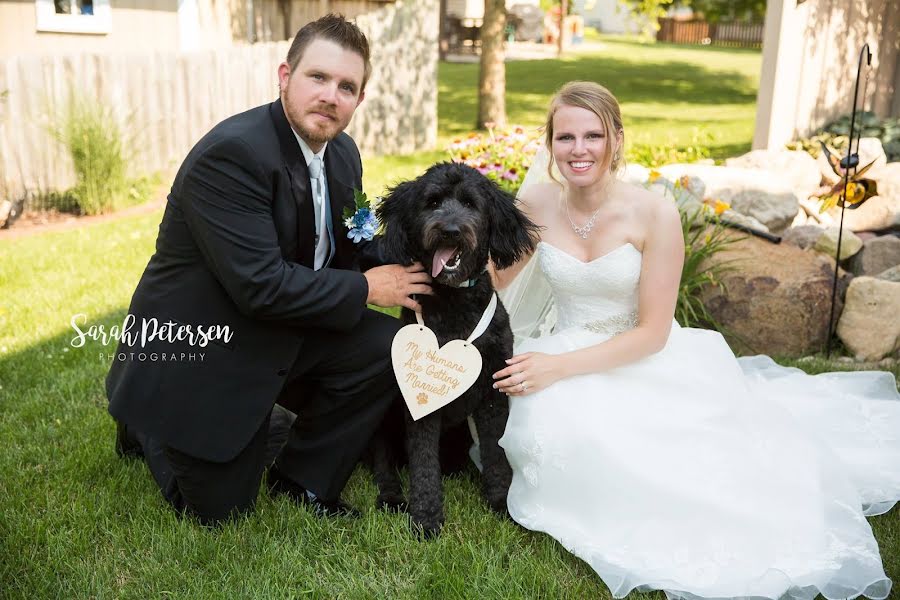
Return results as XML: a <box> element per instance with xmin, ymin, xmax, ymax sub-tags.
<box><xmin>824</xmin><ymin>43</ymin><xmax>872</xmax><ymax>359</ymax></box>
<box><xmin>817</xmin><ymin>141</ymin><xmax>878</xmax><ymax>212</ymax></box>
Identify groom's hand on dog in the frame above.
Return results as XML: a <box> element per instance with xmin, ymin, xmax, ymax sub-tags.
<box><xmin>364</xmin><ymin>262</ymin><xmax>433</xmax><ymax>312</ymax></box>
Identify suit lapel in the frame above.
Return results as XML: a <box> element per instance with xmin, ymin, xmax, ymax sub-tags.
<box><xmin>324</xmin><ymin>145</ymin><xmax>357</xmax><ymax>268</ymax></box>
<box><xmin>269</xmin><ymin>99</ymin><xmax>316</xmax><ymax>268</ymax></box>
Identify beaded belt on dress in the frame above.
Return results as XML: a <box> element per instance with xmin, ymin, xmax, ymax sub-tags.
<box><xmin>581</xmin><ymin>312</ymin><xmax>638</xmax><ymax>336</ymax></box>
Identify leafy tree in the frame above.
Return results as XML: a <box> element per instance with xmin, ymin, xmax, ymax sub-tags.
<box><xmin>690</xmin><ymin>0</ymin><xmax>766</xmax><ymax>22</ymax></box>
<box><xmin>618</xmin><ymin>0</ymin><xmax>673</xmax><ymax>25</ymax></box>
<box><xmin>619</xmin><ymin>0</ymin><xmax>766</xmax><ymax>23</ymax></box>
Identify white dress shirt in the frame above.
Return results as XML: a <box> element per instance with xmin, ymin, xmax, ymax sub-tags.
<box><xmin>292</xmin><ymin>132</ymin><xmax>330</xmax><ymax>270</ymax></box>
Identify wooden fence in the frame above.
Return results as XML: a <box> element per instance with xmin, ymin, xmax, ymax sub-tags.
<box><xmin>657</xmin><ymin>18</ymin><xmax>764</xmax><ymax>49</ymax></box>
<box><xmin>0</xmin><ymin>0</ymin><xmax>438</xmax><ymax>207</ymax></box>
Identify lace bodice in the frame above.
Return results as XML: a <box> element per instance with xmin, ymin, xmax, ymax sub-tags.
<box><xmin>538</xmin><ymin>241</ymin><xmax>641</xmax><ymax>335</ymax></box>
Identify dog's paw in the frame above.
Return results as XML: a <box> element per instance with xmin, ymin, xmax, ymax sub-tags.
<box><xmin>377</xmin><ymin>494</ymin><xmax>409</xmax><ymax>514</ymax></box>
<box><xmin>486</xmin><ymin>496</ymin><xmax>510</xmax><ymax>519</ymax></box>
<box><xmin>411</xmin><ymin>517</ymin><xmax>443</xmax><ymax>540</ymax></box>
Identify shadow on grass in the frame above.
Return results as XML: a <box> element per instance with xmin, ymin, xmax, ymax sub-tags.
<box><xmin>1</xmin><ymin>305</ymin><xmax>897</xmax><ymax>597</ymax></box>
<box><xmin>0</xmin><ymin>308</ymin><xmax>627</xmax><ymax>600</ymax></box>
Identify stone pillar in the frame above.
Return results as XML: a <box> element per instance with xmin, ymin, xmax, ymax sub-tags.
<box><xmin>752</xmin><ymin>0</ymin><xmax>809</xmax><ymax>150</ymax></box>
<box><xmin>753</xmin><ymin>0</ymin><xmax>899</xmax><ymax>150</ymax></box>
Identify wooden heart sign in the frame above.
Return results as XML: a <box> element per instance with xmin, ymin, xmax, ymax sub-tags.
<box><xmin>391</xmin><ymin>324</ymin><xmax>482</xmax><ymax>421</ymax></box>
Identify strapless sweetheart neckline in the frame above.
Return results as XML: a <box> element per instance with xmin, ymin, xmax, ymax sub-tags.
<box><xmin>539</xmin><ymin>241</ymin><xmax>638</xmax><ymax>264</ymax></box>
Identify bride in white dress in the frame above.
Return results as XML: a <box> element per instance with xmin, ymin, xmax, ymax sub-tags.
<box><xmin>490</xmin><ymin>81</ymin><xmax>900</xmax><ymax>600</ymax></box>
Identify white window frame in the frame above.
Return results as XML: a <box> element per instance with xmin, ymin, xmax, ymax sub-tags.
<box><xmin>35</xmin><ymin>0</ymin><xmax>112</xmax><ymax>34</ymax></box>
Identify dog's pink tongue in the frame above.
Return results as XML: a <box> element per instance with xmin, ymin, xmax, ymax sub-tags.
<box><xmin>432</xmin><ymin>247</ymin><xmax>457</xmax><ymax>277</ymax></box>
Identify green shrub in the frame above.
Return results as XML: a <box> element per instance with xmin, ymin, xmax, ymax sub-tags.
<box><xmin>676</xmin><ymin>209</ymin><xmax>742</xmax><ymax>329</ymax></box>
<box><xmin>627</xmin><ymin>129</ymin><xmax>714</xmax><ymax>168</ymax></box>
<box><xmin>50</xmin><ymin>95</ymin><xmax>131</xmax><ymax>215</ymax></box>
<box><xmin>786</xmin><ymin>111</ymin><xmax>900</xmax><ymax>162</ymax></box>
<box><xmin>644</xmin><ymin>175</ymin><xmax>743</xmax><ymax>331</ymax></box>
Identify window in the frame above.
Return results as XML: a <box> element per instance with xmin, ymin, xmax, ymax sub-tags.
<box><xmin>36</xmin><ymin>0</ymin><xmax>111</xmax><ymax>34</ymax></box>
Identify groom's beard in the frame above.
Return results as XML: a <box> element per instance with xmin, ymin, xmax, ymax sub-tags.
<box><xmin>284</xmin><ymin>94</ymin><xmax>345</xmax><ymax>147</ymax></box>
<box><xmin>295</xmin><ymin>114</ymin><xmax>334</xmax><ymax>146</ymax></box>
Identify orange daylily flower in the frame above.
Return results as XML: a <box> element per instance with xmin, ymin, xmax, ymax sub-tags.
<box><xmin>702</xmin><ymin>198</ymin><xmax>730</xmax><ymax>216</ymax></box>
<box><xmin>713</xmin><ymin>199</ymin><xmax>729</xmax><ymax>215</ymax></box>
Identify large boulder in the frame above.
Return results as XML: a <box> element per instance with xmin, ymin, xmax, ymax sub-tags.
<box><xmin>726</xmin><ymin>149</ymin><xmax>821</xmax><ymax>201</ymax></box>
<box><xmin>700</xmin><ymin>234</ymin><xmax>851</xmax><ymax>357</ymax></box>
<box><xmin>847</xmin><ymin>235</ymin><xmax>900</xmax><ymax>275</ymax></box>
<box><xmin>870</xmin><ymin>162</ymin><xmax>900</xmax><ymax>205</ymax></box>
<box><xmin>876</xmin><ymin>264</ymin><xmax>900</xmax><ymax>282</ymax></box>
<box><xmin>859</xmin><ymin>137</ymin><xmax>889</xmax><ymax>170</ymax></box>
<box><xmin>622</xmin><ymin>163</ymin><xmax>650</xmax><ymax>184</ymax></box>
<box><xmin>817</xmin><ymin>137</ymin><xmax>888</xmax><ymax>185</ymax></box>
<box><xmin>825</xmin><ymin>196</ymin><xmax>900</xmax><ymax>232</ymax></box>
<box><xmin>647</xmin><ymin>175</ymin><xmax>704</xmax><ymax>214</ymax></box>
<box><xmin>855</xmin><ymin>231</ymin><xmax>880</xmax><ymax>242</ymax></box>
<box><xmin>824</xmin><ymin>163</ymin><xmax>900</xmax><ymax>232</ymax></box>
<box><xmin>658</xmin><ymin>164</ymin><xmax>799</xmax><ymax>233</ymax></box>
<box><xmin>836</xmin><ymin>276</ymin><xmax>900</xmax><ymax>360</ymax></box>
<box><xmin>720</xmin><ymin>209</ymin><xmax>770</xmax><ymax>233</ymax></box>
<box><xmin>791</xmin><ymin>208</ymin><xmax>809</xmax><ymax>227</ymax></box>
<box><xmin>782</xmin><ymin>224</ymin><xmax>825</xmax><ymax>249</ymax></box>
<box><xmin>798</xmin><ymin>198</ymin><xmax>834</xmax><ymax>226</ymax></box>
<box><xmin>814</xmin><ymin>227</ymin><xmax>863</xmax><ymax>260</ymax></box>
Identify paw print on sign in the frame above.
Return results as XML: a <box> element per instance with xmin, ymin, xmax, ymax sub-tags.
<box><xmin>417</xmin><ymin>392</ymin><xmax>429</xmax><ymax>405</ymax></box>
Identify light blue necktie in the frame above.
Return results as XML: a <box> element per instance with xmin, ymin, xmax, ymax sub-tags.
<box><xmin>308</xmin><ymin>156</ymin><xmax>330</xmax><ymax>270</ymax></box>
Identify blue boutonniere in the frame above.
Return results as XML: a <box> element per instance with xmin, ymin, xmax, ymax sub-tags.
<box><xmin>344</xmin><ymin>189</ymin><xmax>380</xmax><ymax>243</ymax></box>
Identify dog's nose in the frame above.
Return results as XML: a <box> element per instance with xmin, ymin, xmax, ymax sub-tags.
<box><xmin>442</xmin><ymin>224</ymin><xmax>461</xmax><ymax>239</ymax></box>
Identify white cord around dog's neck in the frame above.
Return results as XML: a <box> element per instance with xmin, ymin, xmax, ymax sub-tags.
<box><xmin>415</xmin><ymin>293</ymin><xmax>498</xmax><ymax>343</ymax></box>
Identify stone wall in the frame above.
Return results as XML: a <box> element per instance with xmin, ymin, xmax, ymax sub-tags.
<box><xmin>349</xmin><ymin>0</ymin><xmax>439</xmax><ymax>156</ymax></box>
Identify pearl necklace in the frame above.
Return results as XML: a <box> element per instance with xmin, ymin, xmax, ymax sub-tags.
<box><xmin>565</xmin><ymin>196</ymin><xmax>603</xmax><ymax>239</ymax></box>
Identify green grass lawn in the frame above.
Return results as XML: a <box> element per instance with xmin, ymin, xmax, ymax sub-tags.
<box><xmin>0</xmin><ymin>212</ymin><xmax>644</xmax><ymax>599</ymax></box>
<box><xmin>3</xmin><ymin>40</ymin><xmax>898</xmax><ymax>599</ymax></box>
<box><xmin>2</xmin><ymin>211</ymin><xmax>897</xmax><ymax>599</ymax></box>
<box><xmin>3</xmin><ymin>208</ymin><xmax>899</xmax><ymax>599</ymax></box>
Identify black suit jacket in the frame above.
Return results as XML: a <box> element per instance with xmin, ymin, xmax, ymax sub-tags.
<box><xmin>107</xmin><ymin>99</ymin><xmax>373</xmax><ymax>462</ymax></box>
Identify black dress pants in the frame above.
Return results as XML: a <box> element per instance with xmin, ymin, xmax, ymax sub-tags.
<box><xmin>127</xmin><ymin>308</ymin><xmax>402</xmax><ymax>525</ymax></box>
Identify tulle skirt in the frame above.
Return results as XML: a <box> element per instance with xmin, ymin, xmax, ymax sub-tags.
<box><xmin>498</xmin><ymin>323</ymin><xmax>899</xmax><ymax>600</ymax></box>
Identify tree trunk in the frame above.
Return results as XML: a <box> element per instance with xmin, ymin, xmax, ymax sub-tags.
<box><xmin>477</xmin><ymin>0</ymin><xmax>507</xmax><ymax>129</ymax></box>
<box><xmin>557</xmin><ymin>0</ymin><xmax>568</xmax><ymax>57</ymax></box>
<box><xmin>438</xmin><ymin>0</ymin><xmax>448</xmax><ymax>61</ymax></box>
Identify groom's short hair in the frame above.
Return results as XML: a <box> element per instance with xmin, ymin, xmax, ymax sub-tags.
<box><xmin>286</xmin><ymin>14</ymin><xmax>372</xmax><ymax>92</ymax></box>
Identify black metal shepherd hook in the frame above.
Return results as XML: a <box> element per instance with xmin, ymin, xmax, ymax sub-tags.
<box><xmin>825</xmin><ymin>44</ymin><xmax>872</xmax><ymax>358</ymax></box>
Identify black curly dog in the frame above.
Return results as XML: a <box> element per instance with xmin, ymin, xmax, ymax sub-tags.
<box><xmin>372</xmin><ymin>162</ymin><xmax>539</xmax><ymax>538</ymax></box>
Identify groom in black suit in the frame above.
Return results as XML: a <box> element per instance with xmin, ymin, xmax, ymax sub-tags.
<box><xmin>106</xmin><ymin>14</ymin><xmax>431</xmax><ymax>525</ymax></box>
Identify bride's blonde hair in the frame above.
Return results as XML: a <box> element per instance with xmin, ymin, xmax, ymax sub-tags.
<box><xmin>544</xmin><ymin>81</ymin><xmax>624</xmax><ymax>183</ymax></box>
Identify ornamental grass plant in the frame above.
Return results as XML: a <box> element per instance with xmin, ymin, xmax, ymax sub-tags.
<box><xmin>49</xmin><ymin>94</ymin><xmax>134</xmax><ymax>215</ymax></box>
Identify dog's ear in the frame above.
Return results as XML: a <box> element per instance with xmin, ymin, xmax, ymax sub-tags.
<box><xmin>484</xmin><ymin>179</ymin><xmax>541</xmax><ymax>270</ymax></box>
<box><xmin>375</xmin><ymin>180</ymin><xmax>418</xmax><ymax>265</ymax></box>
